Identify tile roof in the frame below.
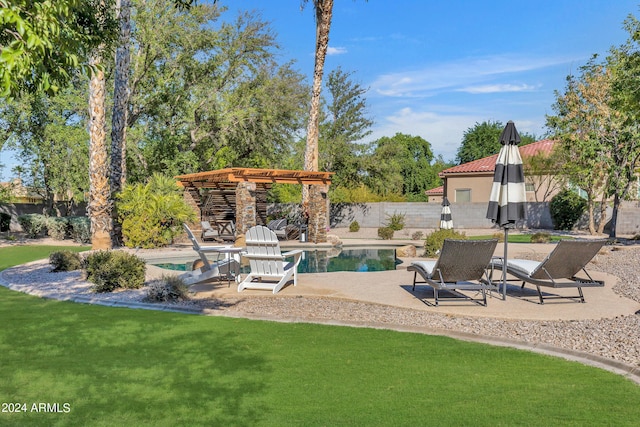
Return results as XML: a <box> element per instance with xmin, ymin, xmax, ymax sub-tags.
<box><xmin>425</xmin><ymin>185</ymin><xmax>443</xmax><ymax>195</ymax></box>
<box><xmin>440</xmin><ymin>139</ymin><xmax>556</xmax><ymax>176</ymax></box>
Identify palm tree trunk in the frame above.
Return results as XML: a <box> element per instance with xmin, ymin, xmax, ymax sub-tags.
<box><xmin>110</xmin><ymin>0</ymin><xmax>132</xmax><ymax>246</ymax></box>
<box><xmin>88</xmin><ymin>52</ymin><xmax>113</xmax><ymax>250</ymax></box>
<box><xmin>302</xmin><ymin>0</ymin><xmax>333</xmax><ymax>208</ymax></box>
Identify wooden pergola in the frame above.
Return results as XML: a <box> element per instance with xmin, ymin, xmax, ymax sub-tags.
<box><xmin>175</xmin><ymin>168</ymin><xmax>333</xmax><ymax>243</ymax></box>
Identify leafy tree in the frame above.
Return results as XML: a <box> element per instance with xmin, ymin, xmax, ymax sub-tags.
<box><xmin>548</xmin><ymin>15</ymin><xmax>640</xmax><ymax>237</ymax></box>
<box><xmin>456</xmin><ymin>120</ymin><xmax>536</xmax><ymax>164</ymax></box>
<box><xmin>546</xmin><ymin>59</ymin><xmax>610</xmax><ymax>233</ymax></box>
<box><xmin>366</xmin><ymin>133</ymin><xmax>440</xmax><ymax>200</ymax></box>
<box><xmin>0</xmin><ymin>84</ymin><xmax>89</xmax><ymax>215</ymax></box>
<box><xmin>0</xmin><ymin>0</ymin><xmax>115</xmax><ymax>97</ymax></box>
<box><xmin>319</xmin><ymin>67</ymin><xmax>373</xmax><ymax>188</ymax></box>
<box><xmin>125</xmin><ymin>3</ymin><xmax>308</xmax><ymax>180</ymax></box>
<box><xmin>523</xmin><ymin>146</ymin><xmax>566</xmax><ymax>203</ymax></box>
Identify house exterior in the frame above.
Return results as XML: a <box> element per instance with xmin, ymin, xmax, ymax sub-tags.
<box><xmin>435</xmin><ymin>139</ymin><xmax>558</xmax><ymax>204</ymax></box>
<box><xmin>425</xmin><ymin>186</ymin><xmax>443</xmax><ymax>203</ymax></box>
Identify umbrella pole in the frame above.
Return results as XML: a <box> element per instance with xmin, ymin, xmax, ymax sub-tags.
<box><xmin>502</xmin><ymin>227</ymin><xmax>508</xmax><ymax>300</ymax></box>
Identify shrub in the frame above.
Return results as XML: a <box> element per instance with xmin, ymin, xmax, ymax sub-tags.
<box><xmin>349</xmin><ymin>221</ymin><xmax>360</xmax><ymax>232</ymax></box>
<box><xmin>377</xmin><ymin>227</ymin><xmax>394</xmax><ymax>240</ymax></box>
<box><xmin>423</xmin><ymin>229</ymin><xmax>467</xmax><ymax>257</ymax></box>
<box><xmin>117</xmin><ymin>173</ymin><xmax>197</xmax><ymax>248</ymax></box>
<box><xmin>385</xmin><ymin>211</ymin><xmax>405</xmax><ymax>231</ymax></box>
<box><xmin>411</xmin><ymin>231</ymin><xmax>424</xmax><ymax>241</ymax></box>
<box><xmin>46</xmin><ymin>217</ymin><xmax>69</xmax><ymax>240</ymax></box>
<box><xmin>550</xmin><ymin>189</ymin><xmax>587</xmax><ymax>230</ymax></box>
<box><xmin>0</xmin><ymin>212</ymin><xmax>10</xmax><ymax>232</ymax></box>
<box><xmin>145</xmin><ymin>275</ymin><xmax>190</xmax><ymax>303</ymax></box>
<box><xmin>68</xmin><ymin>217</ymin><xmax>91</xmax><ymax>243</ymax></box>
<box><xmin>49</xmin><ymin>250</ymin><xmax>83</xmax><ymax>272</ymax></box>
<box><xmin>530</xmin><ymin>232</ymin><xmax>551</xmax><ymax>243</ymax></box>
<box><xmin>17</xmin><ymin>214</ymin><xmax>47</xmax><ymax>238</ymax></box>
<box><xmin>492</xmin><ymin>231</ymin><xmax>505</xmax><ymax>243</ymax></box>
<box><xmin>84</xmin><ymin>250</ymin><xmax>146</xmax><ymax>293</ymax></box>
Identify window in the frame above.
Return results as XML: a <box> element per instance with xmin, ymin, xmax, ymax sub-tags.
<box><xmin>525</xmin><ymin>182</ymin><xmax>535</xmax><ymax>192</ymax></box>
<box><xmin>455</xmin><ymin>189</ymin><xmax>471</xmax><ymax>202</ymax></box>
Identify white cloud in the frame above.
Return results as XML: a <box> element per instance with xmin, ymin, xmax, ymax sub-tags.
<box><xmin>458</xmin><ymin>83</ymin><xmax>540</xmax><ymax>94</ymax></box>
<box><xmin>327</xmin><ymin>46</ymin><xmax>347</xmax><ymax>55</ymax></box>
<box><xmin>370</xmin><ymin>54</ymin><xmax>579</xmax><ymax>98</ymax></box>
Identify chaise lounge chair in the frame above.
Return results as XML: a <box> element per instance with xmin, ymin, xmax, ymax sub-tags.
<box><xmin>237</xmin><ymin>225</ymin><xmax>303</xmax><ymax>294</ymax></box>
<box><xmin>490</xmin><ymin>239</ymin><xmax>606</xmax><ymax>304</ymax></box>
<box><xmin>200</xmin><ymin>220</ymin><xmax>220</xmax><ymax>242</ymax></box>
<box><xmin>180</xmin><ymin>224</ymin><xmax>241</xmax><ymax>286</ymax></box>
<box><xmin>407</xmin><ymin>239</ymin><xmax>498</xmax><ymax>306</ymax></box>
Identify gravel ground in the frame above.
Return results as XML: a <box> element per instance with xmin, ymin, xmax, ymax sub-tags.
<box><xmin>2</xmin><ymin>243</ymin><xmax>639</xmax><ymax>369</ymax></box>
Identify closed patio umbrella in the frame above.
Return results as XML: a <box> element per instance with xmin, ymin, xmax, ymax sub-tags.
<box><xmin>486</xmin><ymin>120</ymin><xmax>527</xmax><ymax>299</ymax></box>
<box><xmin>440</xmin><ymin>197</ymin><xmax>453</xmax><ymax>230</ymax></box>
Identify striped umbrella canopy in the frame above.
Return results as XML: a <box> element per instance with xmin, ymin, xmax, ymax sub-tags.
<box><xmin>440</xmin><ymin>197</ymin><xmax>453</xmax><ymax>230</ymax></box>
<box><xmin>486</xmin><ymin>120</ymin><xmax>527</xmax><ymax>299</ymax></box>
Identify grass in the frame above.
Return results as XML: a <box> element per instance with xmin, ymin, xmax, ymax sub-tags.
<box><xmin>469</xmin><ymin>234</ymin><xmax>568</xmax><ymax>243</ymax></box>
<box><xmin>0</xmin><ymin>245</ymin><xmax>89</xmax><ymax>271</ymax></box>
<box><xmin>1</xmin><ymin>246</ymin><xmax>639</xmax><ymax>426</ymax></box>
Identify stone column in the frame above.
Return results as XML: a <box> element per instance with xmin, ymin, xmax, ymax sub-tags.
<box><xmin>236</xmin><ymin>181</ymin><xmax>256</xmax><ymax>235</ymax></box>
<box><xmin>307</xmin><ymin>184</ymin><xmax>328</xmax><ymax>243</ymax></box>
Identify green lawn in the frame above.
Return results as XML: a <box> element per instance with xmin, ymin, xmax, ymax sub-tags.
<box><xmin>1</xmin><ymin>246</ymin><xmax>639</xmax><ymax>426</ymax></box>
<box><xmin>470</xmin><ymin>234</ymin><xmax>568</xmax><ymax>243</ymax></box>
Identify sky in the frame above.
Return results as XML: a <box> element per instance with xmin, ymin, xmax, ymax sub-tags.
<box><xmin>220</xmin><ymin>0</ymin><xmax>638</xmax><ymax>162</ymax></box>
<box><xmin>1</xmin><ymin>0</ymin><xmax>638</xmax><ymax>179</ymax></box>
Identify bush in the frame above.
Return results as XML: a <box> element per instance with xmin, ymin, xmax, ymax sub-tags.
<box><xmin>84</xmin><ymin>250</ymin><xmax>146</xmax><ymax>293</ymax></box>
<box><xmin>423</xmin><ymin>229</ymin><xmax>467</xmax><ymax>257</ymax></box>
<box><xmin>385</xmin><ymin>211</ymin><xmax>405</xmax><ymax>231</ymax></box>
<box><xmin>117</xmin><ymin>173</ymin><xmax>197</xmax><ymax>248</ymax></box>
<box><xmin>49</xmin><ymin>250</ymin><xmax>83</xmax><ymax>272</ymax></box>
<box><xmin>17</xmin><ymin>214</ymin><xmax>47</xmax><ymax>238</ymax></box>
<box><xmin>0</xmin><ymin>212</ymin><xmax>10</xmax><ymax>232</ymax></box>
<box><xmin>492</xmin><ymin>232</ymin><xmax>505</xmax><ymax>243</ymax></box>
<box><xmin>349</xmin><ymin>221</ymin><xmax>360</xmax><ymax>232</ymax></box>
<box><xmin>68</xmin><ymin>217</ymin><xmax>91</xmax><ymax>244</ymax></box>
<box><xmin>550</xmin><ymin>189</ymin><xmax>587</xmax><ymax>230</ymax></box>
<box><xmin>411</xmin><ymin>231</ymin><xmax>424</xmax><ymax>241</ymax></box>
<box><xmin>378</xmin><ymin>227</ymin><xmax>394</xmax><ymax>240</ymax></box>
<box><xmin>46</xmin><ymin>217</ymin><xmax>69</xmax><ymax>240</ymax></box>
<box><xmin>530</xmin><ymin>232</ymin><xmax>551</xmax><ymax>243</ymax></box>
<box><xmin>145</xmin><ymin>275</ymin><xmax>190</xmax><ymax>303</ymax></box>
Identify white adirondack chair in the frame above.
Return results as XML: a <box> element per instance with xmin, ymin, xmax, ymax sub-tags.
<box><xmin>180</xmin><ymin>224</ymin><xmax>241</xmax><ymax>286</ymax></box>
<box><xmin>238</xmin><ymin>225</ymin><xmax>303</xmax><ymax>294</ymax></box>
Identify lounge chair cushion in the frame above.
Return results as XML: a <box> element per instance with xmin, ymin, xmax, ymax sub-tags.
<box><xmin>409</xmin><ymin>260</ymin><xmax>436</xmax><ymax>278</ymax></box>
<box><xmin>502</xmin><ymin>259</ymin><xmax>539</xmax><ymax>277</ymax></box>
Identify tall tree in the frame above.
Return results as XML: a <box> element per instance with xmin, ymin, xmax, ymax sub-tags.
<box><xmin>125</xmin><ymin>3</ymin><xmax>307</xmax><ymax>180</ymax></box>
<box><xmin>87</xmin><ymin>0</ymin><xmax>116</xmax><ymax>250</ymax></box>
<box><xmin>548</xmin><ymin>14</ymin><xmax>640</xmax><ymax>238</ymax></box>
<box><xmin>319</xmin><ymin>67</ymin><xmax>373</xmax><ymax>188</ymax></box>
<box><xmin>110</xmin><ymin>0</ymin><xmax>132</xmax><ymax>245</ymax></box>
<box><xmin>111</xmin><ymin>0</ymin><xmax>131</xmax><ymax>193</ymax></box>
<box><xmin>456</xmin><ymin>120</ymin><xmax>536</xmax><ymax>164</ymax></box>
<box><xmin>0</xmin><ymin>0</ymin><xmax>109</xmax><ymax>97</ymax></box>
<box><xmin>301</xmin><ymin>0</ymin><xmax>334</xmax><ymax>208</ymax></box>
<box><xmin>0</xmin><ymin>85</ymin><xmax>90</xmax><ymax>214</ymax></box>
<box><xmin>547</xmin><ymin>59</ymin><xmax>610</xmax><ymax>234</ymax></box>
<box><xmin>366</xmin><ymin>133</ymin><xmax>438</xmax><ymax>200</ymax></box>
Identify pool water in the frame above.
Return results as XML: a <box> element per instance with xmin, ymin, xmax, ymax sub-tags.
<box><xmin>152</xmin><ymin>247</ymin><xmax>400</xmax><ymax>274</ymax></box>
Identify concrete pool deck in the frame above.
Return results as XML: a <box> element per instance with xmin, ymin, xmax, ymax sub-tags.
<box><xmin>140</xmin><ymin>236</ymin><xmax>640</xmax><ymax>322</ymax></box>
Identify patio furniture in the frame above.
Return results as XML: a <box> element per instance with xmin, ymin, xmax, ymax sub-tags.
<box><xmin>180</xmin><ymin>224</ymin><xmax>241</xmax><ymax>286</ymax></box>
<box><xmin>200</xmin><ymin>220</ymin><xmax>220</xmax><ymax>242</ymax></box>
<box><xmin>237</xmin><ymin>225</ymin><xmax>303</xmax><ymax>294</ymax></box>
<box><xmin>490</xmin><ymin>239</ymin><xmax>606</xmax><ymax>304</ymax></box>
<box><xmin>217</xmin><ymin>219</ymin><xmax>236</xmax><ymax>242</ymax></box>
<box><xmin>408</xmin><ymin>239</ymin><xmax>498</xmax><ymax>306</ymax></box>
<box><xmin>267</xmin><ymin>218</ymin><xmax>288</xmax><ymax>240</ymax></box>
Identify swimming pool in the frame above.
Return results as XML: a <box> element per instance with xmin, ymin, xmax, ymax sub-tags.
<box><xmin>152</xmin><ymin>247</ymin><xmax>401</xmax><ymax>274</ymax></box>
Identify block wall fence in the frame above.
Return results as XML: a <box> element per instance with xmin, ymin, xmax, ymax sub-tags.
<box><xmin>2</xmin><ymin>201</ymin><xmax>639</xmax><ymax>236</ymax></box>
